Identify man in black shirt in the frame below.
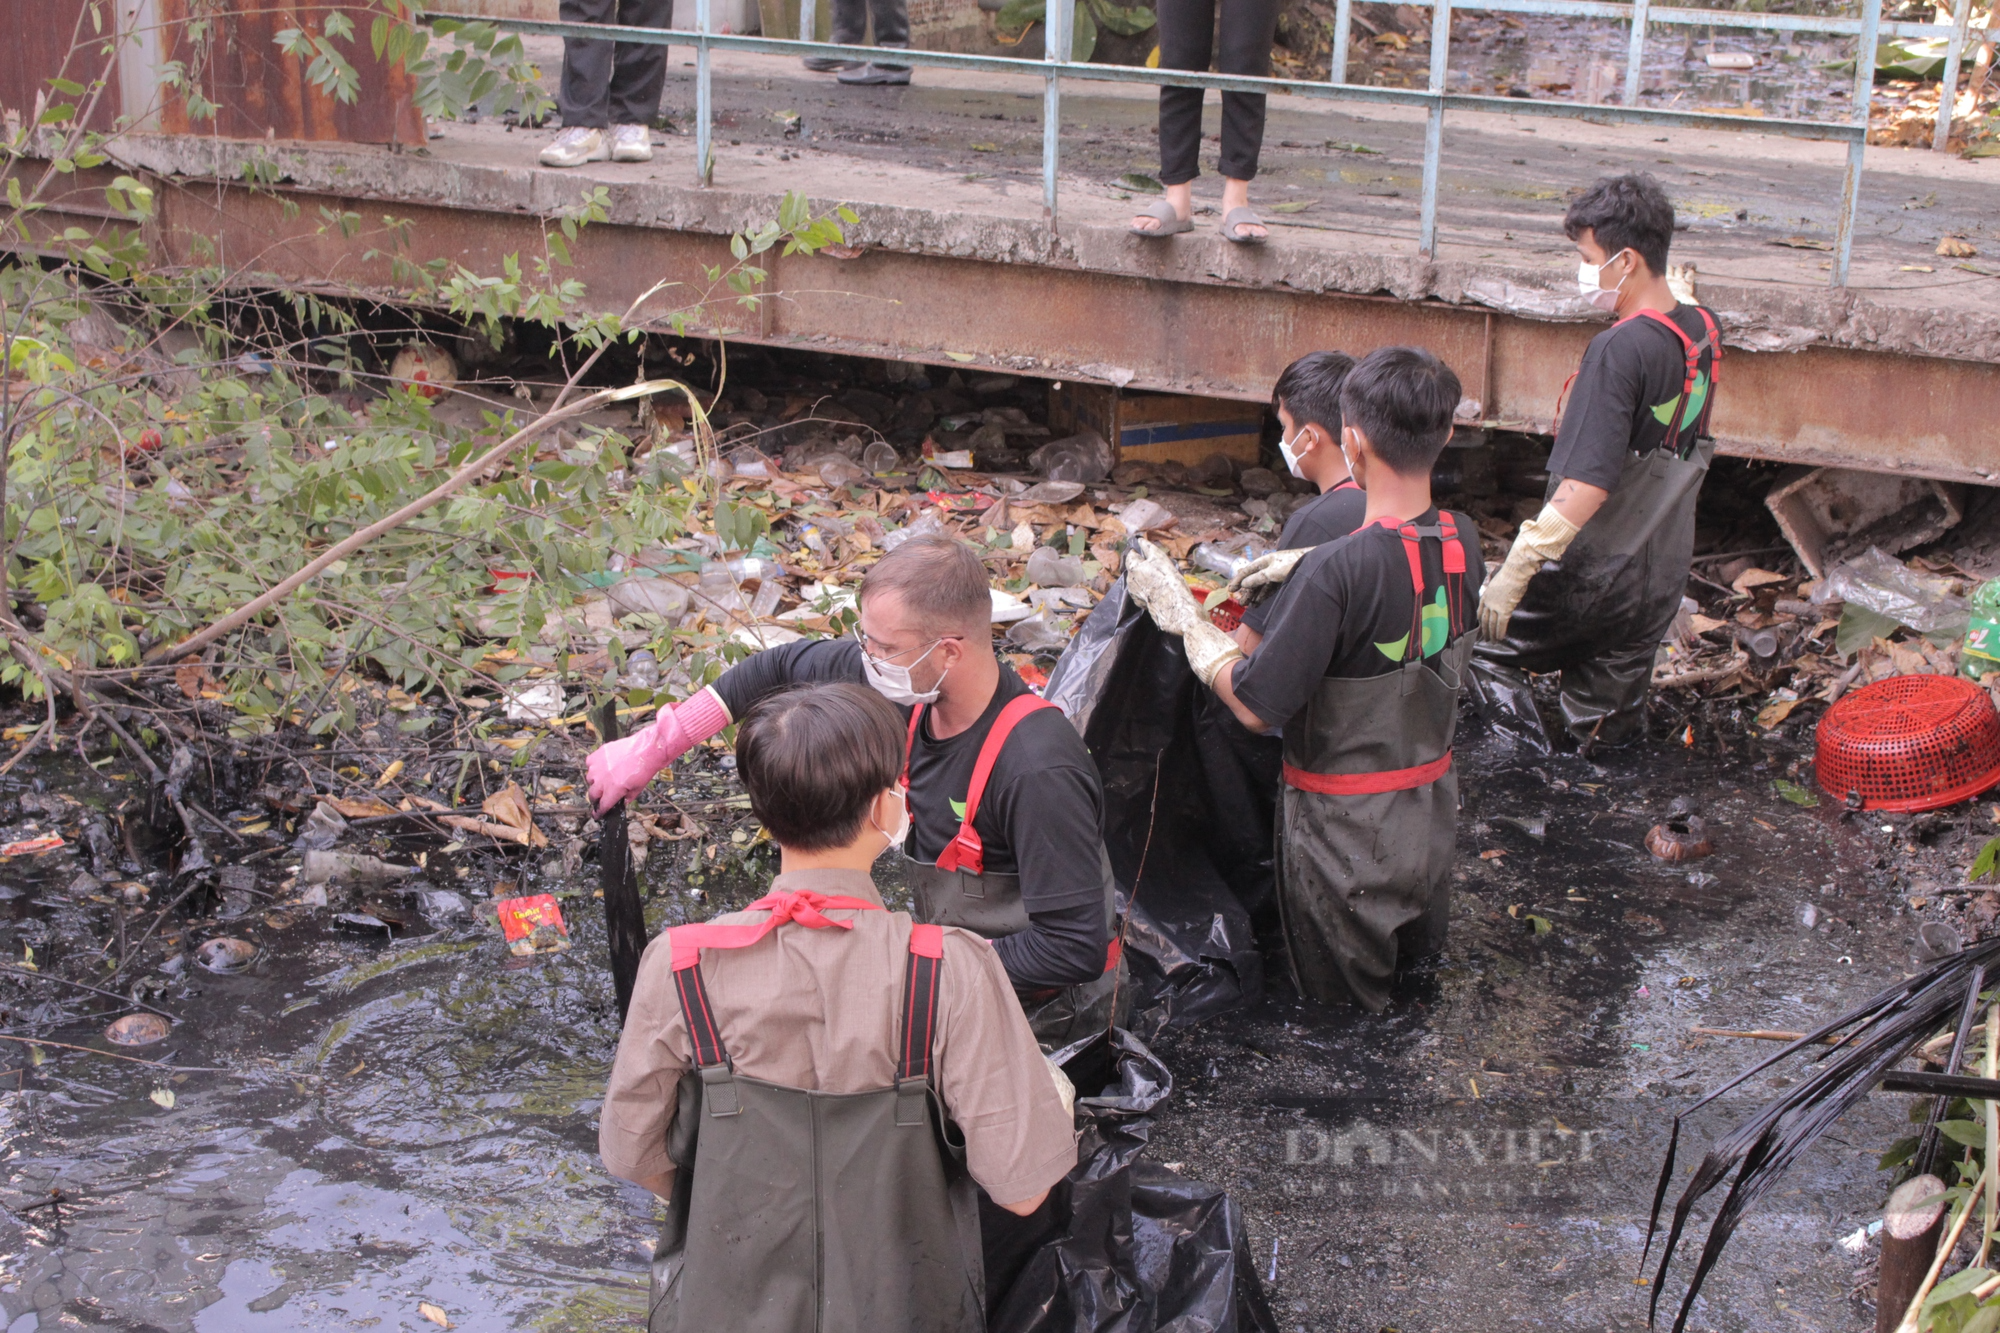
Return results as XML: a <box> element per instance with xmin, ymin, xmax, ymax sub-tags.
<box><xmin>586</xmin><ymin>535</ymin><xmax>1119</xmax><ymax>1042</ymax></box>
<box><xmin>1472</xmin><ymin>173</ymin><xmax>1721</xmax><ymax>749</ymax></box>
<box><xmin>1125</xmin><ymin>348</ymin><xmax>1482</xmax><ymax>1011</ymax></box>
<box><xmin>1231</xmin><ymin>350</ymin><xmax>1364</xmax><ymax>646</ymax></box>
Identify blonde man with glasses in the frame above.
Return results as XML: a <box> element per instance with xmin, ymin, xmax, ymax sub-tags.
<box><xmin>588</xmin><ymin>535</ymin><xmax>1124</xmax><ymax>1044</ymax></box>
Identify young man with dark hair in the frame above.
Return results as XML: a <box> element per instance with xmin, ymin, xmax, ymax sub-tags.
<box><xmin>1124</xmin><ymin>346</ymin><xmax>1482</xmax><ymax>1011</ymax></box>
<box><xmin>1472</xmin><ymin>171</ymin><xmax>1720</xmax><ymax>749</ymax></box>
<box><xmin>601</xmin><ymin>682</ymin><xmax>1075</xmax><ymax>1332</ymax></box>
<box><xmin>587</xmin><ymin>534</ymin><xmax>1121</xmax><ymax>1043</ymax></box>
<box><xmin>1229</xmin><ymin>349</ymin><xmax>1361</xmax><ymax>645</ymax></box>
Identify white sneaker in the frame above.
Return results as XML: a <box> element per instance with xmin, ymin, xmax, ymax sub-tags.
<box><xmin>610</xmin><ymin>123</ymin><xmax>653</xmax><ymax>162</ymax></box>
<box><xmin>539</xmin><ymin>126</ymin><xmax>608</xmax><ymax>167</ymax></box>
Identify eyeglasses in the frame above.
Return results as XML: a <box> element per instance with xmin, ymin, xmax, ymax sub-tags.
<box><xmin>851</xmin><ymin>625</ymin><xmax>958</xmax><ymax>664</ymax></box>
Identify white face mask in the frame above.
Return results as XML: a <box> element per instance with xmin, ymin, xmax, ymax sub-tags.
<box><xmin>871</xmin><ymin>787</ymin><xmax>911</xmax><ymax>853</ymax></box>
<box><xmin>1576</xmin><ymin>250</ymin><xmax>1630</xmax><ymax>312</ymax></box>
<box><xmin>1277</xmin><ymin>426</ymin><xmax>1308</xmax><ymax>480</ymax></box>
<box><xmin>857</xmin><ymin>633</ymin><xmax>948</xmax><ymax>706</ymax></box>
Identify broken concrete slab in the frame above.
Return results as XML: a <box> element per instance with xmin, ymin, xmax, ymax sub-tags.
<box><xmin>1766</xmin><ymin>466</ymin><xmax>1966</xmax><ymax>579</ymax></box>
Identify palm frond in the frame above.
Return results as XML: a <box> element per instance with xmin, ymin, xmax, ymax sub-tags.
<box><xmin>1645</xmin><ymin>940</ymin><xmax>2000</xmax><ymax>1332</ymax></box>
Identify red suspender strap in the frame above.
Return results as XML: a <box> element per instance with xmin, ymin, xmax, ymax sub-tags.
<box><xmin>667</xmin><ymin>890</ymin><xmax>887</xmax><ymax>1068</ymax></box>
<box><xmin>1284</xmin><ymin>750</ymin><xmax>1453</xmax><ymax>795</ymax></box>
<box><xmin>899</xmin><ymin>924</ymin><xmax>944</xmax><ymax>1081</ymax></box>
<box><xmin>932</xmin><ymin>694</ymin><xmax>1057</xmax><ymax>876</ymax></box>
<box><xmin>1363</xmin><ymin>513</ymin><xmax>1468</xmax><ymax>660</ymax></box>
<box><xmin>1331</xmin><ymin>477</ymin><xmax>1361</xmax><ymax>492</ymax></box>
<box><xmin>901</xmin><ymin>705</ymin><xmax>924</xmax><ymax>789</ymax></box>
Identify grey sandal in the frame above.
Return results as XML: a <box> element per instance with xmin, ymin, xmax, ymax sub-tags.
<box><xmin>1130</xmin><ymin>198</ymin><xmax>1193</xmax><ymax>238</ymax></box>
<box><xmin>1221</xmin><ymin>206</ymin><xmax>1268</xmax><ymax>245</ymax></box>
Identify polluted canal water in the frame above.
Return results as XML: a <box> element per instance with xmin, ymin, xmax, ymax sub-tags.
<box><xmin>0</xmin><ymin>719</ymin><xmax>1938</xmax><ymax>1329</ymax></box>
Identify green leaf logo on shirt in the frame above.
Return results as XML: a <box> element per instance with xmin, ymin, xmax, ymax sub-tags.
<box><xmin>1420</xmin><ymin>586</ymin><xmax>1449</xmax><ymax>658</ymax></box>
<box><xmin>1375</xmin><ymin>590</ymin><xmax>1452</xmax><ymax>661</ymax></box>
<box><xmin>949</xmin><ymin>797</ymin><xmax>967</xmax><ymax>820</ymax></box>
<box><xmin>1649</xmin><ymin>369</ymin><xmax>1710</xmax><ymax>434</ymax></box>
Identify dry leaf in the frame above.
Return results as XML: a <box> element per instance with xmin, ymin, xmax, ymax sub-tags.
<box><xmin>1730</xmin><ymin>567</ymin><xmax>1787</xmax><ymax>594</ymax></box>
<box><xmin>418</xmin><ymin>1301</ymin><xmax>453</xmax><ymax>1328</ymax></box>
<box><xmin>1689</xmin><ymin>614</ymin><xmax>1730</xmax><ymax>635</ymax></box>
<box><xmin>325</xmin><ymin>796</ymin><xmax>397</xmax><ymax>819</ymax></box>
<box><xmin>150</xmin><ymin>1088</ymin><xmax>176</xmax><ymax>1109</ymax></box>
<box><xmin>174</xmin><ymin>662</ymin><xmax>216</xmax><ymax>699</ymax></box>
<box><xmin>1480</xmin><ymin>849</ymin><xmax>1507</xmax><ymax>860</ymax></box>
<box><xmin>1938</xmin><ymin>236</ymin><xmax>1978</xmax><ymax>258</ymax></box>
<box><xmin>481</xmin><ymin>783</ymin><xmax>550</xmax><ymax>848</ymax></box>
<box><xmin>440</xmin><ymin>815</ymin><xmax>539</xmax><ymax>846</ymax></box>
<box><xmin>1755</xmin><ymin>698</ymin><xmax>1799</xmax><ymax>729</ymax></box>
<box><xmin>374</xmin><ymin>759</ymin><xmax>405</xmax><ymax>788</ymax></box>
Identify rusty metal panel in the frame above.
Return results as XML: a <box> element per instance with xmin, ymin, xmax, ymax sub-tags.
<box><xmin>0</xmin><ymin>0</ymin><xmax>124</xmax><ymax>131</ymax></box>
<box><xmin>102</xmin><ymin>173</ymin><xmax>2000</xmax><ymax>487</ymax></box>
<box><xmin>156</xmin><ymin>1</ymin><xmax>423</xmax><ymax>145</ymax></box>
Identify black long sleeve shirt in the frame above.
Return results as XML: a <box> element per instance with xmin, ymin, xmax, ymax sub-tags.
<box><xmin>712</xmin><ymin>639</ymin><xmax>1112</xmax><ymax>989</ymax></box>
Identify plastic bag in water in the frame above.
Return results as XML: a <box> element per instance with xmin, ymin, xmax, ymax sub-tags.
<box><xmin>986</xmin><ymin>1028</ymin><xmax>1277</xmax><ymax>1333</ymax></box>
<box><xmin>1814</xmin><ymin>546</ymin><xmax>1969</xmax><ymax>636</ymax></box>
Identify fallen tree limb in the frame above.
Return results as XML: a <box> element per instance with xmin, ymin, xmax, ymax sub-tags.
<box><xmin>145</xmin><ymin>377</ymin><xmax>692</xmax><ymax>667</ymax></box>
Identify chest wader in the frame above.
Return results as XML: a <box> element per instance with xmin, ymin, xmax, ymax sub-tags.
<box><xmin>1277</xmin><ymin>514</ymin><xmax>1476</xmax><ymax>1013</ymax></box>
<box><xmin>899</xmin><ymin>695</ymin><xmax>1128</xmax><ymax>1047</ymax></box>
<box><xmin>1472</xmin><ymin>307</ymin><xmax>1721</xmax><ymax>749</ymax></box>
<box><xmin>648</xmin><ymin>895</ymin><xmax>985</xmax><ymax>1333</ymax></box>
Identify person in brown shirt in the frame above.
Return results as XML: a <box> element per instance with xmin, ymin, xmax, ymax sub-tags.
<box><xmin>600</xmin><ymin>682</ymin><xmax>1077</xmax><ymax>1331</ymax></box>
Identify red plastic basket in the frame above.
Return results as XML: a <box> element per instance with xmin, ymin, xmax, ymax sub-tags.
<box><xmin>1815</xmin><ymin>675</ymin><xmax>2000</xmax><ymax>812</ymax></box>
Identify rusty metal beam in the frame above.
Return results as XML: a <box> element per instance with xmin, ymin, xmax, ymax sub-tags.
<box><xmin>19</xmin><ymin>168</ymin><xmax>1999</xmax><ymax>485</ymax></box>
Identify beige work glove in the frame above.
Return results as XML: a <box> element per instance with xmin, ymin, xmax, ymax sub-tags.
<box><xmin>1219</xmin><ymin>547</ymin><xmax>1308</xmax><ymax>609</ymax></box>
<box><xmin>1478</xmin><ymin>504</ymin><xmax>1581</xmax><ymax>643</ymax></box>
<box><xmin>1125</xmin><ymin>538</ymin><xmax>1245</xmax><ymax>688</ymax></box>
<box><xmin>1666</xmin><ymin>262</ymin><xmax>1698</xmax><ymax>306</ymax></box>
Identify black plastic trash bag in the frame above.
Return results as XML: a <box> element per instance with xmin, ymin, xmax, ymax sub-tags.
<box><xmin>1046</xmin><ymin>579</ymin><xmax>1276</xmax><ymax>1032</ymax></box>
<box><xmin>988</xmin><ymin>1028</ymin><xmax>1278</xmax><ymax>1333</ymax></box>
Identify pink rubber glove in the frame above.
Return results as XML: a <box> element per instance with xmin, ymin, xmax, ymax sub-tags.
<box><xmin>588</xmin><ymin>687</ymin><xmax>731</xmax><ymax>815</ymax></box>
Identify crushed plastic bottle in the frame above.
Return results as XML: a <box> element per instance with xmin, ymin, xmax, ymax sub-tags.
<box><xmin>1191</xmin><ymin>541</ymin><xmax>1269</xmax><ymax>580</ymax></box>
<box><xmin>1962</xmin><ymin>579</ymin><xmax>2000</xmax><ymax>680</ymax></box>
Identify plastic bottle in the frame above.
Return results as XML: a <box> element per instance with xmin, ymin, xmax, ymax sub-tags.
<box><xmin>1191</xmin><ymin>542</ymin><xmax>1267</xmax><ymax>580</ymax></box>
<box><xmin>623</xmin><ymin>650</ymin><xmax>660</xmax><ymax>690</ymax></box>
<box><xmin>1961</xmin><ymin>579</ymin><xmax>2000</xmax><ymax>680</ymax></box>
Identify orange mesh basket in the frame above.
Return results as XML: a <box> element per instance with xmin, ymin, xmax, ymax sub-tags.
<box><xmin>1814</xmin><ymin>675</ymin><xmax>2000</xmax><ymax>812</ymax></box>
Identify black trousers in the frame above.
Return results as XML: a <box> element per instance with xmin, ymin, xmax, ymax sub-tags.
<box><xmin>831</xmin><ymin>0</ymin><xmax>909</xmax><ymax>51</ymax></box>
<box><xmin>558</xmin><ymin>0</ymin><xmax>673</xmax><ymax>129</ymax></box>
<box><xmin>1155</xmin><ymin>0</ymin><xmax>1283</xmax><ymax>184</ymax></box>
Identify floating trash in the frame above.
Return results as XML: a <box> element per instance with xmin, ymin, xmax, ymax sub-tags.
<box><xmin>105</xmin><ymin>1013</ymin><xmax>171</xmax><ymax>1046</ymax></box>
<box><xmin>196</xmin><ymin>937</ymin><xmax>258</xmax><ymax>974</ymax></box>
<box><xmin>495</xmin><ymin>893</ymin><xmax>570</xmax><ymax>956</ymax></box>
<box><xmin>1646</xmin><ymin>817</ymin><xmax>1714</xmax><ymax>862</ymax></box>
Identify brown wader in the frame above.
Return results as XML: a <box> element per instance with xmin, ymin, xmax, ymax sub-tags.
<box><xmin>901</xmin><ymin>695</ymin><xmax>1128</xmax><ymax>1047</ymax></box>
<box><xmin>1277</xmin><ymin>514</ymin><xmax>1477</xmax><ymax>1013</ymax></box>
<box><xmin>647</xmin><ymin>898</ymin><xmax>985</xmax><ymax>1333</ymax></box>
<box><xmin>1472</xmin><ymin>306</ymin><xmax>1721</xmax><ymax>749</ymax></box>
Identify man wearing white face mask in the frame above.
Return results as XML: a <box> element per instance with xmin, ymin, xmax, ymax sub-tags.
<box><xmin>1471</xmin><ymin>172</ymin><xmax>1721</xmax><ymax>750</ymax></box>
<box><xmin>587</xmin><ymin>534</ymin><xmax>1121</xmax><ymax>1043</ymax></box>
<box><xmin>1223</xmin><ymin>350</ymin><xmax>1361</xmax><ymax>652</ymax></box>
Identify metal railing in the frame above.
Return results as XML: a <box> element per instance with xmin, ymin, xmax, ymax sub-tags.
<box><xmin>430</xmin><ymin>0</ymin><xmax>1983</xmax><ymax>287</ymax></box>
